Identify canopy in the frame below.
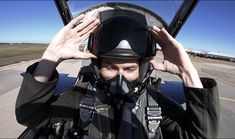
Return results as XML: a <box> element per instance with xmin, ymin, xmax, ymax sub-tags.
<box><xmin>54</xmin><ymin>0</ymin><xmax>198</xmax><ymax>37</ymax></box>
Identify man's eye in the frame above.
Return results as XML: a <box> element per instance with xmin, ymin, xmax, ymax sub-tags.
<box><xmin>126</xmin><ymin>68</ymin><xmax>136</xmax><ymax>72</ymax></box>
<box><xmin>106</xmin><ymin>66</ymin><xmax>112</xmax><ymax>70</ymax></box>
<box><xmin>105</xmin><ymin>65</ymin><xmax>115</xmax><ymax>70</ymax></box>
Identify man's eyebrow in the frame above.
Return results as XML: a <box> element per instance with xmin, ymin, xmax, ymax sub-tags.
<box><xmin>124</xmin><ymin>65</ymin><xmax>139</xmax><ymax>69</ymax></box>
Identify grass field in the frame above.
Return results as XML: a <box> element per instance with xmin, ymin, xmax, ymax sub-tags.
<box><xmin>0</xmin><ymin>44</ymin><xmax>47</xmax><ymax>58</ymax></box>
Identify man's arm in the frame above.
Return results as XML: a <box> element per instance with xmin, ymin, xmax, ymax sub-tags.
<box><xmin>149</xmin><ymin>26</ymin><xmax>219</xmax><ymax>138</ymax></box>
<box><xmin>158</xmin><ymin>78</ymin><xmax>219</xmax><ymax>139</ymax></box>
<box><xmin>184</xmin><ymin>78</ymin><xmax>220</xmax><ymax>138</ymax></box>
<box><xmin>16</xmin><ymin>14</ymin><xmax>100</xmax><ymax>127</ymax></box>
<box><xmin>15</xmin><ymin>62</ymin><xmax>59</xmax><ymax>127</ymax></box>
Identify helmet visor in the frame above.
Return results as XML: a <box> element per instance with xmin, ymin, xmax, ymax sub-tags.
<box><xmin>95</xmin><ymin>16</ymin><xmax>149</xmax><ymax>59</ymax></box>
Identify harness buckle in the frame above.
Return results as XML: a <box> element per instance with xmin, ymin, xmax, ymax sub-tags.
<box><xmin>145</xmin><ymin>106</ymin><xmax>162</xmax><ymax>133</ymax></box>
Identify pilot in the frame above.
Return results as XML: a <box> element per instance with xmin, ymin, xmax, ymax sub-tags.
<box><xmin>16</xmin><ymin>14</ymin><xmax>219</xmax><ymax>139</ymax></box>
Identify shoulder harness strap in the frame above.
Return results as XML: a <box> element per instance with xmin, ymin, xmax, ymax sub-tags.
<box><xmin>79</xmin><ymin>83</ymin><xmax>114</xmax><ymax>138</ymax></box>
<box><xmin>79</xmin><ymin>83</ymin><xmax>95</xmax><ymax>130</ymax></box>
<box><xmin>145</xmin><ymin>78</ymin><xmax>163</xmax><ymax>138</ymax></box>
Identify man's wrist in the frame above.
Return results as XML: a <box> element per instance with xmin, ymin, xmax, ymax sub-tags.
<box><xmin>42</xmin><ymin>49</ymin><xmax>61</xmax><ymax>64</ymax></box>
<box><xmin>33</xmin><ymin>48</ymin><xmax>61</xmax><ymax>83</ymax></box>
<box><xmin>181</xmin><ymin>68</ymin><xmax>203</xmax><ymax>88</ymax></box>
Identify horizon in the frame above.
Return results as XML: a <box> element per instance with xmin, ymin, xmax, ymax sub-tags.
<box><xmin>1</xmin><ymin>42</ymin><xmax>234</xmax><ymax>59</ymax></box>
<box><xmin>0</xmin><ymin>1</ymin><xmax>234</xmax><ymax>57</ymax></box>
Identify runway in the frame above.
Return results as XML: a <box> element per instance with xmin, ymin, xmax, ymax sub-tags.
<box><xmin>0</xmin><ymin>52</ymin><xmax>235</xmax><ymax>138</ymax></box>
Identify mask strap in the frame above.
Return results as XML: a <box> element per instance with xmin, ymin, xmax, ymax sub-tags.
<box><xmin>117</xmin><ymin>74</ymin><xmax>123</xmax><ymax>87</ymax></box>
<box><xmin>116</xmin><ymin>74</ymin><xmax>123</xmax><ymax>94</ymax></box>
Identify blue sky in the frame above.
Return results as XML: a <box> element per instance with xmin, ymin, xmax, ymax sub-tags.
<box><xmin>0</xmin><ymin>1</ymin><xmax>234</xmax><ymax>57</ymax></box>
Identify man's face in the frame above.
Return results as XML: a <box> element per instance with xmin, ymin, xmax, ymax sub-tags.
<box><xmin>100</xmin><ymin>58</ymin><xmax>140</xmax><ymax>81</ymax></box>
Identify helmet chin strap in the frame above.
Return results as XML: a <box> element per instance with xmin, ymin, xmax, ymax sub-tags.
<box><xmin>139</xmin><ymin>59</ymin><xmax>152</xmax><ymax>81</ymax></box>
<box><xmin>91</xmin><ymin>58</ymin><xmax>101</xmax><ymax>80</ymax></box>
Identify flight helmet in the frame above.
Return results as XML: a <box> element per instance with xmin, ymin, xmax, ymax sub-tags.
<box><xmin>88</xmin><ymin>16</ymin><xmax>156</xmax><ymax>81</ymax></box>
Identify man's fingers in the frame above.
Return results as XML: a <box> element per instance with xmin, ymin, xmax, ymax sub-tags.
<box><xmin>74</xmin><ymin>24</ymin><xmax>100</xmax><ymax>49</ymax></box>
<box><xmin>78</xmin><ymin>19</ymin><xmax>100</xmax><ymax>37</ymax></box>
<box><xmin>161</xmin><ymin>27</ymin><xmax>175</xmax><ymax>41</ymax></box>
<box><xmin>67</xmin><ymin>14</ymin><xmax>85</xmax><ymax>28</ymax></box>
<box><xmin>74</xmin><ymin>17</ymin><xmax>97</xmax><ymax>32</ymax></box>
<box><xmin>151</xmin><ymin>26</ymin><xmax>171</xmax><ymax>40</ymax></box>
<box><xmin>79</xmin><ymin>24</ymin><xmax>100</xmax><ymax>41</ymax></box>
<box><xmin>152</xmin><ymin>25</ymin><xmax>161</xmax><ymax>32</ymax></box>
<box><xmin>149</xmin><ymin>29</ymin><xmax>165</xmax><ymax>49</ymax></box>
<box><xmin>149</xmin><ymin>28</ymin><xmax>160</xmax><ymax>41</ymax></box>
<box><xmin>74</xmin><ymin>52</ymin><xmax>97</xmax><ymax>60</ymax></box>
<box><xmin>149</xmin><ymin>26</ymin><xmax>166</xmax><ymax>41</ymax></box>
<box><xmin>150</xmin><ymin>26</ymin><xmax>176</xmax><ymax>50</ymax></box>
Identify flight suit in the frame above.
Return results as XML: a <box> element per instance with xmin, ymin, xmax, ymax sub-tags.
<box><xmin>16</xmin><ymin>63</ymin><xmax>220</xmax><ymax>139</ymax></box>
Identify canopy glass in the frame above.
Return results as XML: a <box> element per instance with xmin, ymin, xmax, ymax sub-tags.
<box><xmin>67</xmin><ymin>0</ymin><xmax>183</xmax><ymax>25</ymax></box>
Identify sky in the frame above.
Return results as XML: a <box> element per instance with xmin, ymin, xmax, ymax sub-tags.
<box><xmin>0</xmin><ymin>1</ymin><xmax>234</xmax><ymax>57</ymax></box>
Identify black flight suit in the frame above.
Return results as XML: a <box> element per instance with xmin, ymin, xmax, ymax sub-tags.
<box><xmin>16</xmin><ymin>63</ymin><xmax>220</xmax><ymax>139</ymax></box>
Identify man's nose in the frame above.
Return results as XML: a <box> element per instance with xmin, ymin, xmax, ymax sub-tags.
<box><xmin>118</xmin><ymin>69</ymin><xmax>124</xmax><ymax>75</ymax></box>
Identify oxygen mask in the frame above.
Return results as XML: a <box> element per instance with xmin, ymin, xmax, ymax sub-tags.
<box><xmin>104</xmin><ymin>74</ymin><xmax>141</xmax><ymax>96</ymax></box>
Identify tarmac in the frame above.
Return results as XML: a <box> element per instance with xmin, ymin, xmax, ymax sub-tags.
<box><xmin>0</xmin><ymin>59</ymin><xmax>82</xmax><ymax>138</ymax></box>
<box><xmin>0</xmin><ymin>52</ymin><xmax>235</xmax><ymax>138</ymax></box>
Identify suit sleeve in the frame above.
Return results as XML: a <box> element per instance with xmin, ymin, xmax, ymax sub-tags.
<box><xmin>159</xmin><ymin>78</ymin><xmax>220</xmax><ymax>139</ymax></box>
<box><xmin>15</xmin><ymin>62</ymin><xmax>59</xmax><ymax>127</ymax></box>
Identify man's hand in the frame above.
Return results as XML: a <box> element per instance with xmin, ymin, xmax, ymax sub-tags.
<box><xmin>149</xmin><ymin>26</ymin><xmax>203</xmax><ymax>88</ymax></box>
<box><xmin>33</xmin><ymin>14</ymin><xmax>100</xmax><ymax>83</ymax></box>
<box><xmin>43</xmin><ymin>14</ymin><xmax>99</xmax><ymax>64</ymax></box>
